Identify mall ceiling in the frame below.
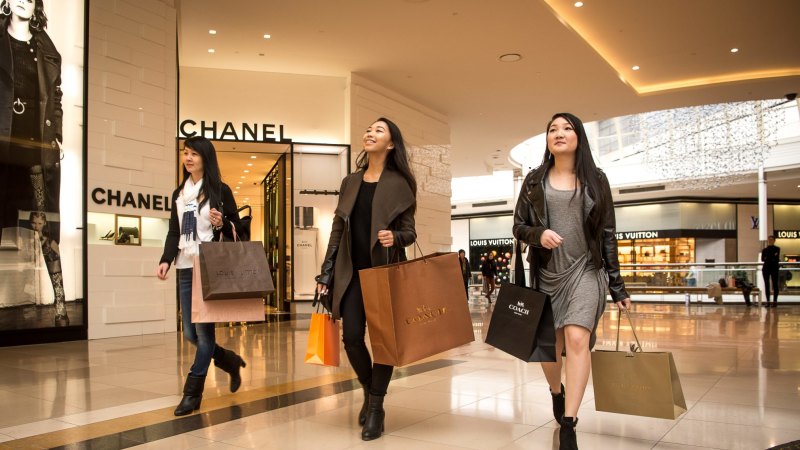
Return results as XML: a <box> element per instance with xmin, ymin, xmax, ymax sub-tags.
<box><xmin>178</xmin><ymin>0</ymin><xmax>800</xmax><ymax>178</ymax></box>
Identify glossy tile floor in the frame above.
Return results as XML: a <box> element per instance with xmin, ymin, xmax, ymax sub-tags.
<box><xmin>1</xmin><ymin>297</ymin><xmax>799</xmax><ymax>450</ymax></box>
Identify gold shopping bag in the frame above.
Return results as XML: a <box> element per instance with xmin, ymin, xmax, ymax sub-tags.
<box><xmin>591</xmin><ymin>309</ymin><xmax>687</xmax><ymax>420</ymax></box>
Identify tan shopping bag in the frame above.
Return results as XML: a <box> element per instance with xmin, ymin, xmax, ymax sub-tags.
<box><xmin>359</xmin><ymin>251</ymin><xmax>475</xmax><ymax>367</ymax></box>
<box><xmin>591</xmin><ymin>309</ymin><xmax>687</xmax><ymax>419</ymax></box>
<box><xmin>191</xmin><ymin>256</ymin><xmax>265</xmax><ymax>323</ymax></box>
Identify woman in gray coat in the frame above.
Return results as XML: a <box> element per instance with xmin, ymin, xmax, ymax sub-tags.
<box><xmin>316</xmin><ymin>117</ymin><xmax>416</xmax><ymax>441</ymax></box>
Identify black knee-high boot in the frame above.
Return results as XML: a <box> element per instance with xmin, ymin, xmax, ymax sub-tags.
<box><xmin>174</xmin><ymin>374</ymin><xmax>205</xmax><ymax>416</ymax></box>
<box><xmin>361</xmin><ymin>394</ymin><xmax>385</xmax><ymax>441</ymax></box>
<box><xmin>214</xmin><ymin>347</ymin><xmax>246</xmax><ymax>392</ymax></box>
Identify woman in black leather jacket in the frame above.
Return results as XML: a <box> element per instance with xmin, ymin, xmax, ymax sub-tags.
<box><xmin>512</xmin><ymin>112</ymin><xmax>630</xmax><ymax>450</ymax></box>
<box><xmin>316</xmin><ymin>117</ymin><xmax>416</xmax><ymax>441</ymax></box>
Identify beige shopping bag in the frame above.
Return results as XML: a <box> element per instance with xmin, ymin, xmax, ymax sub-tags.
<box><xmin>591</xmin><ymin>309</ymin><xmax>687</xmax><ymax>420</ymax></box>
<box><xmin>191</xmin><ymin>256</ymin><xmax>265</xmax><ymax>323</ymax></box>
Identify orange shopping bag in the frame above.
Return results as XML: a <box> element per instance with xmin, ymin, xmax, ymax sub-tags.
<box><xmin>305</xmin><ymin>310</ymin><xmax>340</xmax><ymax>367</ymax></box>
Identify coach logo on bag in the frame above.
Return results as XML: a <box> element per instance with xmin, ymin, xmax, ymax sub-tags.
<box><xmin>406</xmin><ymin>304</ymin><xmax>448</xmax><ymax>325</ymax></box>
<box><xmin>509</xmin><ymin>300</ymin><xmax>530</xmax><ymax>316</ymax></box>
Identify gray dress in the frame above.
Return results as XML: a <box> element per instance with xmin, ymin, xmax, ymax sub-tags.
<box><xmin>538</xmin><ymin>177</ymin><xmax>607</xmax><ymax>342</ymax></box>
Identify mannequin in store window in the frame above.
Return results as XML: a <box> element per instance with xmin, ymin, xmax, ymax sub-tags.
<box><xmin>156</xmin><ymin>136</ymin><xmax>247</xmax><ymax>417</ymax></box>
<box><xmin>1</xmin><ymin>0</ymin><xmax>63</xmax><ymax>279</ymax></box>
<box><xmin>316</xmin><ymin>117</ymin><xmax>416</xmax><ymax>441</ymax></box>
<box><xmin>512</xmin><ymin>113</ymin><xmax>631</xmax><ymax>450</ymax></box>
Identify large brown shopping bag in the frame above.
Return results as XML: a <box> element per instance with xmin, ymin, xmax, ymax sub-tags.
<box><xmin>305</xmin><ymin>307</ymin><xmax>340</xmax><ymax>367</ymax></box>
<box><xmin>191</xmin><ymin>256</ymin><xmax>265</xmax><ymax>323</ymax></box>
<box><xmin>359</xmin><ymin>251</ymin><xmax>474</xmax><ymax>367</ymax></box>
<box><xmin>198</xmin><ymin>230</ymin><xmax>274</xmax><ymax>300</ymax></box>
<box><xmin>591</xmin><ymin>309</ymin><xmax>687</xmax><ymax>419</ymax></box>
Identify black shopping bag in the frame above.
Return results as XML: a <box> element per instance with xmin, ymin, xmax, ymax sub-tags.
<box><xmin>485</xmin><ymin>240</ymin><xmax>556</xmax><ymax>362</ymax></box>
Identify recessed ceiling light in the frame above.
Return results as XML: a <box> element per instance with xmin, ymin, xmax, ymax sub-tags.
<box><xmin>209</xmin><ymin>30</ymin><xmax>216</xmax><ymax>35</ymax></box>
<box><xmin>797</xmin><ymin>184</ymin><xmax>800</xmax><ymax>188</ymax></box>
<box><xmin>730</xmin><ymin>47</ymin><xmax>739</xmax><ymax>53</ymax></box>
<box><xmin>240</xmin><ymin>176</ymin><xmax>245</xmax><ymax>179</ymax></box>
<box><xmin>250</xmin><ymin>156</ymin><xmax>257</xmax><ymax>159</ymax></box>
<box><xmin>208</xmin><ymin>48</ymin><xmax>215</xmax><ymax>53</ymax></box>
<box><xmin>247</xmin><ymin>163</ymin><xmax>253</xmax><ymax>166</ymax></box>
<box><xmin>574</xmin><ymin>1</ymin><xmax>584</xmax><ymax>7</ymax></box>
<box><xmin>237</xmin><ymin>182</ymin><xmax>242</xmax><ymax>185</ymax></box>
<box><xmin>263</xmin><ymin>34</ymin><xmax>271</xmax><ymax>39</ymax></box>
<box><xmin>632</xmin><ymin>65</ymin><xmax>640</xmax><ymax>71</ymax></box>
<box><xmin>243</xmin><ymin>170</ymin><xmax>250</xmax><ymax>173</ymax></box>
<box><xmin>498</xmin><ymin>53</ymin><xmax>522</xmax><ymax>63</ymax></box>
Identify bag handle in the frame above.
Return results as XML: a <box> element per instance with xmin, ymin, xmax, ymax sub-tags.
<box><xmin>386</xmin><ymin>240</ymin><xmax>425</xmax><ymax>264</ymax></box>
<box><xmin>615</xmin><ymin>307</ymin><xmax>643</xmax><ymax>353</ymax></box>
<box><xmin>312</xmin><ymin>290</ymin><xmax>333</xmax><ymax>317</ymax></box>
<box><xmin>514</xmin><ymin>239</ymin><xmax>526</xmax><ymax>288</ymax></box>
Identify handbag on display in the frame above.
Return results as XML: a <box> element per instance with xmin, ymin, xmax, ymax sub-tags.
<box><xmin>191</xmin><ymin>255</ymin><xmax>264</xmax><ymax>323</ymax></box>
<box><xmin>198</xmin><ymin>228</ymin><xmax>274</xmax><ymax>300</ymax></box>
<box><xmin>484</xmin><ymin>240</ymin><xmax>557</xmax><ymax>362</ymax></box>
<box><xmin>591</xmin><ymin>308</ymin><xmax>687</xmax><ymax>419</ymax></box>
<box><xmin>304</xmin><ymin>302</ymin><xmax>340</xmax><ymax>367</ymax></box>
<box><xmin>358</xmin><ymin>247</ymin><xmax>475</xmax><ymax>367</ymax></box>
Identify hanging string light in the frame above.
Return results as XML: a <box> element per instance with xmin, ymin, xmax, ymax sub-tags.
<box><xmin>636</xmin><ymin>99</ymin><xmax>787</xmax><ymax>189</ymax></box>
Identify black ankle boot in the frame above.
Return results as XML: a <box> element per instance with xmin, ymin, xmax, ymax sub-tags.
<box><xmin>358</xmin><ymin>384</ymin><xmax>370</xmax><ymax>425</ymax></box>
<box><xmin>361</xmin><ymin>394</ymin><xmax>385</xmax><ymax>441</ymax></box>
<box><xmin>174</xmin><ymin>374</ymin><xmax>205</xmax><ymax>416</ymax></box>
<box><xmin>214</xmin><ymin>348</ymin><xmax>246</xmax><ymax>393</ymax></box>
<box><xmin>550</xmin><ymin>383</ymin><xmax>565</xmax><ymax>422</ymax></box>
<box><xmin>559</xmin><ymin>416</ymin><xmax>578</xmax><ymax>450</ymax></box>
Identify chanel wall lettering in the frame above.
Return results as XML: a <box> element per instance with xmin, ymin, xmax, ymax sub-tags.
<box><xmin>179</xmin><ymin>120</ymin><xmax>290</xmax><ymax>142</ymax></box>
<box><xmin>91</xmin><ymin>188</ymin><xmax>172</xmax><ymax>212</ymax></box>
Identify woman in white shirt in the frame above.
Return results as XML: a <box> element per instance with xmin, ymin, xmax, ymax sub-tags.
<box><xmin>157</xmin><ymin>136</ymin><xmax>246</xmax><ymax>416</ymax></box>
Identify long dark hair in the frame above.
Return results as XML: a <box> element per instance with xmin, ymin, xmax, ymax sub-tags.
<box><xmin>355</xmin><ymin>117</ymin><xmax>417</xmax><ymax>211</ymax></box>
<box><xmin>1</xmin><ymin>0</ymin><xmax>49</xmax><ymax>31</ymax></box>
<box><xmin>540</xmin><ymin>112</ymin><xmax>607</xmax><ymax>226</ymax></box>
<box><xmin>180</xmin><ymin>136</ymin><xmax>223</xmax><ymax>210</ymax></box>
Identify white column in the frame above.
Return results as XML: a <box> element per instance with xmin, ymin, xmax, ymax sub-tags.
<box><xmin>758</xmin><ymin>165</ymin><xmax>767</xmax><ymax>242</ymax></box>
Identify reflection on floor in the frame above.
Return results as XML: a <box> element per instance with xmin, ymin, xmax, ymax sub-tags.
<box><xmin>0</xmin><ymin>301</ymin><xmax>798</xmax><ymax>449</ymax></box>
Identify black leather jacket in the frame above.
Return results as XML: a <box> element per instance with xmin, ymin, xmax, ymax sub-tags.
<box><xmin>512</xmin><ymin>164</ymin><xmax>628</xmax><ymax>302</ymax></box>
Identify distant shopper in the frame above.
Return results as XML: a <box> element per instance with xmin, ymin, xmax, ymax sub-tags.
<box><xmin>458</xmin><ymin>249</ymin><xmax>471</xmax><ymax>299</ymax></box>
<box><xmin>513</xmin><ymin>112</ymin><xmax>631</xmax><ymax>450</ymax></box>
<box><xmin>157</xmin><ymin>136</ymin><xmax>247</xmax><ymax>416</ymax></box>
<box><xmin>480</xmin><ymin>252</ymin><xmax>498</xmax><ymax>303</ymax></box>
<box><xmin>761</xmin><ymin>235</ymin><xmax>781</xmax><ymax>307</ymax></box>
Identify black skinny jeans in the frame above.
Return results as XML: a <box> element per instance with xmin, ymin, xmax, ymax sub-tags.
<box><xmin>340</xmin><ymin>273</ymin><xmax>393</xmax><ymax>396</ymax></box>
<box><xmin>762</xmin><ymin>268</ymin><xmax>780</xmax><ymax>303</ymax></box>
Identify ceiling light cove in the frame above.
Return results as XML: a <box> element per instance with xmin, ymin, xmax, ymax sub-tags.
<box><xmin>498</xmin><ymin>53</ymin><xmax>522</xmax><ymax>62</ymax></box>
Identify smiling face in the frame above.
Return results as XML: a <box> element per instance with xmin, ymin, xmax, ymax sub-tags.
<box><xmin>547</xmin><ymin>116</ymin><xmax>579</xmax><ymax>156</ymax></box>
<box><xmin>182</xmin><ymin>145</ymin><xmax>204</xmax><ymax>179</ymax></box>
<box><xmin>363</xmin><ymin>120</ymin><xmax>394</xmax><ymax>156</ymax></box>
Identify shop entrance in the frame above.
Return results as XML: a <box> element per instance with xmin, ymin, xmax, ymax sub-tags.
<box><xmin>175</xmin><ymin>140</ymin><xmax>350</xmax><ymax>316</ymax></box>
